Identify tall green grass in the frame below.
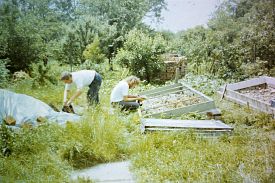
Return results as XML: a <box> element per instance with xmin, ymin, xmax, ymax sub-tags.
<box><xmin>0</xmin><ymin>65</ymin><xmax>140</xmax><ymax>182</ymax></box>
<box><xmin>58</xmin><ymin>107</ymin><xmax>134</xmax><ymax>168</ymax></box>
<box><xmin>1</xmin><ymin>64</ymin><xmax>274</xmax><ymax>182</ymax></box>
<box><xmin>130</xmin><ymin>128</ymin><xmax>275</xmax><ymax>182</ymax></box>
<box><xmin>0</xmin><ymin>124</ymin><xmax>71</xmax><ymax>182</ymax></box>
<box><xmin>130</xmin><ymin>95</ymin><xmax>275</xmax><ymax>182</ymax></box>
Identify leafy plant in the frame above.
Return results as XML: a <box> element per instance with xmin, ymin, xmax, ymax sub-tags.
<box><xmin>181</xmin><ymin>73</ymin><xmax>226</xmax><ymax>96</ymax></box>
<box><xmin>172</xmin><ymin>0</ymin><xmax>274</xmax><ymax>79</ymax></box>
<box><xmin>0</xmin><ymin>59</ymin><xmax>9</xmax><ymax>87</ymax></box>
<box><xmin>0</xmin><ymin>123</ymin><xmax>14</xmax><ymax>157</ymax></box>
<box><xmin>83</xmin><ymin>36</ymin><xmax>106</xmax><ymax>64</ymax></box>
<box><xmin>114</xmin><ymin>29</ymin><xmax>167</xmax><ymax>82</ymax></box>
<box><xmin>30</xmin><ymin>62</ymin><xmax>58</xmax><ymax>87</ymax></box>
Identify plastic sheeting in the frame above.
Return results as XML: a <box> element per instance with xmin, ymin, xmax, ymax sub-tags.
<box><xmin>0</xmin><ymin>89</ymin><xmax>80</xmax><ymax>127</ymax></box>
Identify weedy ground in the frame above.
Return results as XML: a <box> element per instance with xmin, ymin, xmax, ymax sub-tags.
<box><xmin>0</xmin><ymin>64</ymin><xmax>274</xmax><ymax>182</ymax></box>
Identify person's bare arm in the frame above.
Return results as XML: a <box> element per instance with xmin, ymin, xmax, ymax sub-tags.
<box><xmin>63</xmin><ymin>90</ymin><xmax>70</xmax><ymax>105</ymax></box>
<box><xmin>123</xmin><ymin>95</ymin><xmax>146</xmax><ymax>102</ymax></box>
<box><xmin>65</xmin><ymin>90</ymin><xmax>82</xmax><ymax>105</ymax></box>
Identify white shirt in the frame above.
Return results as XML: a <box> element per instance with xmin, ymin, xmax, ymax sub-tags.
<box><xmin>63</xmin><ymin>70</ymin><xmax>96</xmax><ymax>102</ymax></box>
<box><xmin>65</xmin><ymin>70</ymin><xmax>96</xmax><ymax>90</ymax></box>
<box><xmin>110</xmin><ymin>80</ymin><xmax>129</xmax><ymax>102</ymax></box>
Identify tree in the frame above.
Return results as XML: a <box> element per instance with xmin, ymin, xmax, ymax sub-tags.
<box><xmin>0</xmin><ymin>0</ymin><xmax>68</xmax><ymax>72</ymax></box>
<box><xmin>62</xmin><ymin>17</ymin><xmax>117</xmax><ymax>65</ymax></box>
<box><xmin>83</xmin><ymin>36</ymin><xmax>106</xmax><ymax>64</ymax></box>
<box><xmin>173</xmin><ymin>0</ymin><xmax>274</xmax><ymax>79</ymax></box>
<box><xmin>79</xmin><ymin>0</ymin><xmax>166</xmax><ymax>50</ymax></box>
<box><xmin>115</xmin><ymin>29</ymin><xmax>167</xmax><ymax>82</ymax></box>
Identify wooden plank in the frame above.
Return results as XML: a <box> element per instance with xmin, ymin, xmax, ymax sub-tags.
<box><xmin>144</xmin><ymin>101</ymin><xmax>216</xmax><ymax>118</ymax></box>
<box><xmin>225</xmin><ymin>77</ymin><xmax>266</xmax><ymax>90</ymax></box>
<box><xmin>175</xmin><ymin>68</ymin><xmax>180</xmax><ymax>83</ymax></box>
<box><xmin>141</xmin><ymin>86</ymin><xmax>183</xmax><ymax>97</ymax></box>
<box><xmin>142</xmin><ymin>118</ymin><xmax>233</xmax><ymax>130</ymax></box>
<box><xmin>206</xmin><ymin>109</ymin><xmax>222</xmax><ymax>120</ymax></box>
<box><xmin>147</xmin><ymin>88</ymin><xmax>189</xmax><ymax>100</ymax></box>
<box><xmin>218</xmin><ymin>90</ymin><xmax>275</xmax><ymax>117</ymax></box>
<box><xmin>143</xmin><ymin>128</ymin><xmax>232</xmax><ymax>137</ymax></box>
<box><xmin>140</xmin><ymin>83</ymin><xmax>218</xmax><ymax>119</ymax></box>
<box><xmin>225</xmin><ymin>89</ymin><xmax>273</xmax><ymax>112</ymax></box>
<box><xmin>145</xmin><ymin>128</ymin><xmax>232</xmax><ymax>132</ymax></box>
<box><xmin>217</xmin><ymin>76</ymin><xmax>275</xmax><ymax>118</ymax></box>
<box><xmin>263</xmin><ymin>76</ymin><xmax>275</xmax><ymax>88</ymax></box>
<box><xmin>139</xmin><ymin>83</ymin><xmax>182</xmax><ymax>96</ymax></box>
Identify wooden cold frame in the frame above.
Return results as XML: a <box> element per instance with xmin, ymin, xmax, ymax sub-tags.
<box><xmin>138</xmin><ymin>82</ymin><xmax>233</xmax><ymax>135</ymax></box>
<box><xmin>217</xmin><ymin>76</ymin><xmax>275</xmax><ymax>118</ymax></box>
<box><xmin>140</xmin><ymin>82</ymin><xmax>217</xmax><ymax>118</ymax></box>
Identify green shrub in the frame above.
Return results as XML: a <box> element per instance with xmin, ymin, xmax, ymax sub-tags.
<box><xmin>30</xmin><ymin>61</ymin><xmax>58</xmax><ymax>88</ymax></box>
<box><xmin>83</xmin><ymin>36</ymin><xmax>106</xmax><ymax>64</ymax></box>
<box><xmin>0</xmin><ymin>59</ymin><xmax>10</xmax><ymax>87</ymax></box>
<box><xmin>80</xmin><ymin>61</ymin><xmax>108</xmax><ymax>78</ymax></box>
<box><xmin>0</xmin><ymin>124</ymin><xmax>15</xmax><ymax>157</ymax></box>
<box><xmin>114</xmin><ymin>29</ymin><xmax>167</xmax><ymax>83</ymax></box>
<box><xmin>181</xmin><ymin>73</ymin><xmax>226</xmax><ymax>96</ymax></box>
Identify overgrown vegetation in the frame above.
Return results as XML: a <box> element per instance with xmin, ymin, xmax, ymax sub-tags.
<box><xmin>169</xmin><ymin>0</ymin><xmax>274</xmax><ymax>79</ymax></box>
<box><xmin>0</xmin><ymin>59</ymin><xmax>9</xmax><ymax>87</ymax></box>
<box><xmin>115</xmin><ymin>29</ymin><xmax>167</xmax><ymax>82</ymax></box>
<box><xmin>1</xmin><ymin>68</ymin><xmax>274</xmax><ymax>182</ymax></box>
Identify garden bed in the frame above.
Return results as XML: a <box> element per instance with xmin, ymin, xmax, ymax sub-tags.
<box><xmin>218</xmin><ymin>76</ymin><xmax>275</xmax><ymax>118</ymax></box>
<box><xmin>139</xmin><ymin>83</ymin><xmax>232</xmax><ymax>134</ymax></box>
<box><xmin>140</xmin><ymin>83</ymin><xmax>217</xmax><ymax>118</ymax></box>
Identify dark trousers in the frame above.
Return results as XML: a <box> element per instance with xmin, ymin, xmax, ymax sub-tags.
<box><xmin>87</xmin><ymin>73</ymin><xmax>102</xmax><ymax>105</ymax></box>
<box><xmin>112</xmin><ymin>101</ymin><xmax>141</xmax><ymax>111</ymax></box>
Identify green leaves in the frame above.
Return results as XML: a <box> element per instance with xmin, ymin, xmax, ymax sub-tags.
<box><xmin>172</xmin><ymin>0</ymin><xmax>274</xmax><ymax>79</ymax></box>
<box><xmin>0</xmin><ymin>59</ymin><xmax>9</xmax><ymax>87</ymax></box>
<box><xmin>83</xmin><ymin>36</ymin><xmax>106</xmax><ymax>64</ymax></box>
<box><xmin>115</xmin><ymin>29</ymin><xmax>167</xmax><ymax>82</ymax></box>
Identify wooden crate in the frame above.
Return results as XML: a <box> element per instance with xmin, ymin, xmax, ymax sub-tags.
<box><xmin>141</xmin><ymin>118</ymin><xmax>233</xmax><ymax>136</ymax></box>
<box><xmin>140</xmin><ymin>83</ymin><xmax>218</xmax><ymax>118</ymax></box>
<box><xmin>217</xmin><ymin>76</ymin><xmax>275</xmax><ymax>118</ymax></box>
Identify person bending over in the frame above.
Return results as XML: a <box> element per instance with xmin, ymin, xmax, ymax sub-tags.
<box><xmin>110</xmin><ymin>76</ymin><xmax>145</xmax><ymax>111</ymax></box>
<box><xmin>61</xmin><ymin>70</ymin><xmax>102</xmax><ymax>107</ymax></box>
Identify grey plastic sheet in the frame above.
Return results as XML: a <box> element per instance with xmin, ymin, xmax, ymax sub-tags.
<box><xmin>0</xmin><ymin>89</ymin><xmax>80</xmax><ymax>127</ymax></box>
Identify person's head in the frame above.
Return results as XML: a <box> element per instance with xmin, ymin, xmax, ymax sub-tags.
<box><xmin>60</xmin><ymin>71</ymin><xmax>72</xmax><ymax>84</ymax></box>
<box><xmin>125</xmin><ymin>76</ymin><xmax>140</xmax><ymax>89</ymax></box>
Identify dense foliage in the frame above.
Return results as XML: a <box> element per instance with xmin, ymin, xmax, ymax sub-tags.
<box><xmin>0</xmin><ymin>59</ymin><xmax>9</xmax><ymax>87</ymax></box>
<box><xmin>170</xmin><ymin>0</ymin><xmax>274</xmax><ymax>79</ymax></box>
<box><xmin>0</xmin><ymin>0</ymin><xmax>165</xmax><ymax>74</ymax></box>
<box><xmin>1</xmin><ymin>69</ymin><xmax>274</xmax><ymax>182</ymax></box>
<box><xmin>115</xmin><ymin>29</ymin><xmax>167</xmax><ymax>82</ymax></box>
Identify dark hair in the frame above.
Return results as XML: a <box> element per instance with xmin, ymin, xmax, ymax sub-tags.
<box><xmin>60</xmin><ymin>71</ymin><xmax>72</xmax><ymax>80</ymax></box>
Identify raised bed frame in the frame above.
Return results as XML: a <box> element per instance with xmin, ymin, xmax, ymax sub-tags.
<box><xmin>139</xmin><ymin>82</ymin><xmax>217</xmax><ymax>118</ymax></box>
<box><xmin>139</xmin><ymin>83</ymin><xmax>233</xmax><ymax>135</ymax></box>
<box><xmin>217</xmin><ymin>76</ymin><xmax>275</xmax><ymax>118</ymax></box>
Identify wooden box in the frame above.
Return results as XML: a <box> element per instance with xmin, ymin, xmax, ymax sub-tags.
<box><xmin>217</xmin><ymin>76</ymin><xmax>275</xmax><ymax>118</ymax></box>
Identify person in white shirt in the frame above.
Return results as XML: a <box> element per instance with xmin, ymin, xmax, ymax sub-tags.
<box><xmin>61</xmin><ymin>70</ymin><xmax>102</xmax><ymax>107</ymax></box>
<box><xmin>110</xmin><ymin>76</ymin><xmax>145</xmax><ymax>111</ymax></box>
